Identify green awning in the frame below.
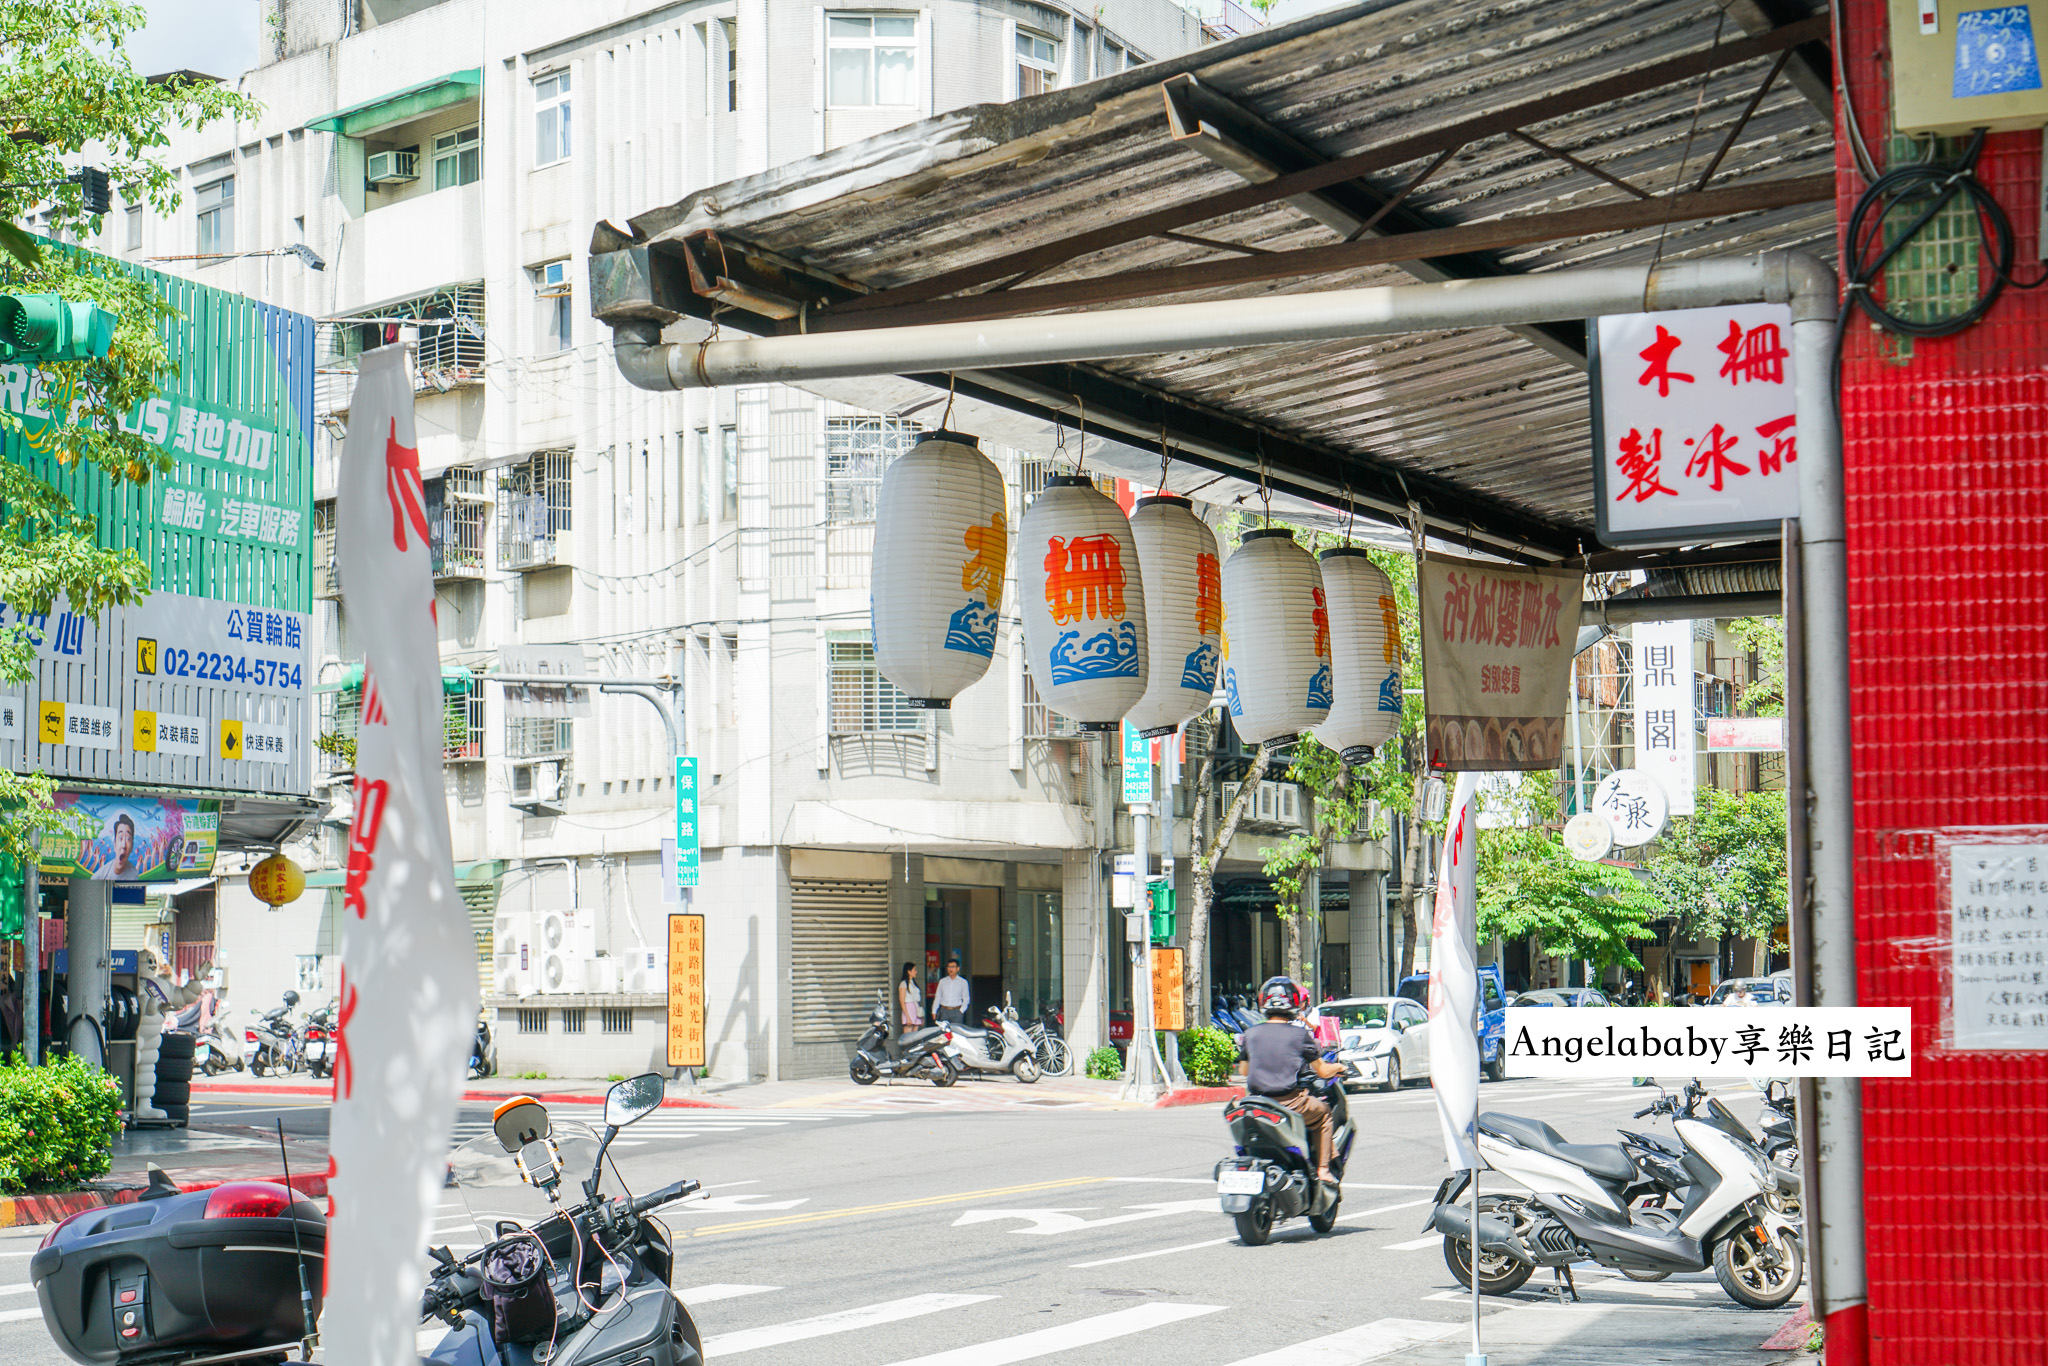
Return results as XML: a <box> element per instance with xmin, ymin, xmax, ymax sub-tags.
<box><xmin>334</xmin><ymin>661</ymin><xmax>474</xmax><ymax>695</ymax></box>
<box><xmin>308</xmin><ymin>69</ymin><xmax>480</xmax><ymax>138</ymax></box>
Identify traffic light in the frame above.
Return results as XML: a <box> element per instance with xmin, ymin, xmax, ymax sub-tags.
<box><xmin>75</xmin><ymin>166</ymin><xmax>111</xmax><ymax>217</ymax></box>
<box><xmin>1146</xmin><ymin>878</ymin><xmax>1177</xmax><ymax>944</ymax></box>
<box><xmin>0</xmin><ymin>292</ymin><xmax>116</xmax><ymax>362</ymax></box>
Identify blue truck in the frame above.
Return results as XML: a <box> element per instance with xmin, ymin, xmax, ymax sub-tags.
<box><xmin>1396</xmin><ymin>965</ymin><xmax>1509</xmax><ymax>1082</ymax></box>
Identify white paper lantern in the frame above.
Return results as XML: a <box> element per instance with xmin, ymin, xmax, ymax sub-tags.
<box><xmin>1312</xmin><ymin>547</ymin><xmax>1403</xmax><ymax>764</ymax></box>
<box><xmin>1020</xmin><ymin>475</ymin><xmax>1148</xmax><ymax>730</ymax></box>
<box><xmin>1125</xmin><ymin>495</ymin><xmax>1223</xmax><ymax>737</ymax></box>
<box><xmin>1218</xmin><ymin>529</ymin><xmax>1331</xmax><ymax>744</ymax></box>
<box><xmin>869</xmin><ymin>430</ymin><xmax>1007</xmax><ymax>708</ymax></box>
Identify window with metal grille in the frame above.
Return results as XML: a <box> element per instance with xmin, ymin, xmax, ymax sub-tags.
<box><xmin>600</xmin><ymin>1008</ymin><xmax>633</xmax><ymax>1034</ymax></box>
<box><xmin>319</xmin><ymin>284</ymin><xmax>485</xmax><ymax>387</ymax></box>
<box><xmin>825</xmin><ymin>415</ymin><xmax>920</xmax><ymax>522</ymax></box>
<box><xmin>444</xmin><ymin>678</ymin><xmax>484</xmax><ymax>762</ymax></box>
<box><xmin>499</xmin><ymin>449</ymin><xmax>573</xmax><ymax>569</ymax></box>
<box><xmin>561</xmin><ymin>1008</ymin><xmax>586</xmax><ymax>1034</ymax></box>
<box><xmin>1021</xmin><ymin>652</ymin><xmax>1078</xmax><ymax>739</ymax></box>
<box><xmin>426</xmin><ymin>470</ymin><xmax>489</xmax><ymax>578</ymax></box>
<box><xmin>506</xmin><ymin>717</ymin><xmax>573</xmax><ymax>759</ymax></box>
<box><xmin>829</xmin><ymin>639</ymin><xmax>921</xmax><ymax>734</ymax></box>
<box><xmin>518</xmin><ymin>1008</ymin><xmax>548</xmax><ymax>1034</ymax></box>
<box><xmin>313</xmin><ymin>500</ymin><xmax>340</xmax><ymax>597</ymax></box>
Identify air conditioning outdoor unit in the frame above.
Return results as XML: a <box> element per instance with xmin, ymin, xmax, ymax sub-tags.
<box><xmin>535</xmin><ymin>909</ymin><xmax>595</xmax><ymax>995</ymax></box>
<box><xmin>584</xmin><ymin>956</ymin><xmax>622</xmax><ymax>994</ymax></box>
<box><xmin>365</xmin><ymin>149</ymin><xmax>419</xmax><ymax>185</ymax></box>
<box><xmin>622</xmin><ymin>948</ymin><xmax>664</xmax><ymax>995</ymax></box>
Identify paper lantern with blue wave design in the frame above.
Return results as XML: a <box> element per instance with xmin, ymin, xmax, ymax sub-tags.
<box><xmin>1313</xmin><ymin>548</ymin><xmax>1403</xmax><ymax>765</ymax></box>
<box><xmin>1125</xmin><ymin>495</ymin><xmax>1222</xmax><ymax>737</ymax></box>
<box><xmin>1020</xmin><ymin>475</ymin><xmax>1149</xmax><ymax>731</ymax></box>
<box><xmin>870</xmin><ymin>430</ymin><xmax>1008</xmax><ymax>708</ymax></box>
<box><xmin>1219</xmin><ymin>529</ymin><xmax>1330</xmax><ymax>744</ymax></box>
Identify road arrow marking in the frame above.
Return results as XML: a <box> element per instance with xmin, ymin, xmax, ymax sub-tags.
<box><xmin>954</xmin><ymin>1198</ymin><xmax>1217</xmax><ymax>1235</ymax></box>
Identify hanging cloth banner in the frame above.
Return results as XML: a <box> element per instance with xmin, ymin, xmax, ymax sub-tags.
<box><xmin>1418</xmin><ymin>553</ymin><xmax>1584</xmax><ymax>771</ymax></box>
<box><xmin>1429</xmin><ymin>770</ymin><xmax>1482</xmax><ymax>1169</ymax></box>
<box><xmin>327</xmin><ymin>344</ymin><xmax>478</xmax><ymax>1365</ymax></box>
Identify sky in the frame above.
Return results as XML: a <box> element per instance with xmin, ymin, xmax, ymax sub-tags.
<box><xmin>124</xmin><ymin>0</ymin><xmax>258</xmax><ymax>81</ymax></box>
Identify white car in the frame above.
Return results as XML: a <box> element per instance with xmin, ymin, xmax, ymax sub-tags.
<box><xmin>1324</xmin><ymin>996</ymin><xmax>1431</xmax><ymax>1092</ymax></box>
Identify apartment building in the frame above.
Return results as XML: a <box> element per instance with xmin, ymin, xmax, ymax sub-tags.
<box><xmin>120</xmin><ymin>0</ymin><xmax>1236</xmax><ymax>1079</ymax></box>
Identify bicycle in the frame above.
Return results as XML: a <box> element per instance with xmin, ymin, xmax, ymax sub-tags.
<box><xmin>1026</xmin><ymin>1004</ymin><xmax>1072</xmax><ymax>1078</ymax></box>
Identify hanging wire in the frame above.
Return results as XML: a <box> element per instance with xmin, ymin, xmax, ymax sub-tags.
<box><xmin>1342</xmin><ymin>482</ymin><xmax>1357</xmax><ymax>546</ymax></box>
<box><xmin>1052</xmin><ymin>409</ymin><xmax>1069</xmax><ymax>468</ymax></box>
<box><xmin>941</xmin><ymin>373</ymin><xmax>957</xmax><ymax>430</ymax></box>
<box><xmin>1406</xmin><ymin>500</ymin><xmax>1426</xmax><ymax>565</ymax></box>
<box><xmin>1256</xmin><ymin>436</ymin><xmax>1272</xmax><ymax>527</ymax></box>
<box><xmin>1158</xmin><ymin>421</ymin><xmax>1173</xmax><ymax>492</ymax></box>
<box><xmin>1072</xmin><ymin>395</ymin><xmax>1088</xmax><ymax>475</ymax></box>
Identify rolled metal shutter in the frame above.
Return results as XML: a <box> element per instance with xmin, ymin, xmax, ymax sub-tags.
<box><xmin>790</xmin><ymin>878</ymin><xmax>890</xmax><ymax>1044</ymax></box>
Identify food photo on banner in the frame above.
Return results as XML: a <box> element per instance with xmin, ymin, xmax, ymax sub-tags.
<box><xmin>1418</xmin><ymin>554</ymin><xmax>1584</xmax><ymax>770</ymax></box>
<box><xmin>35</xmin><ymin>794</ymin><xmax>220</xmax><ymax>881</ymax></box>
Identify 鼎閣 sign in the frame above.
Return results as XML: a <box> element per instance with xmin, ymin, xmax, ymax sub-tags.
<box><xmin>1419</xmin><ymin>554</ymin><xmax>1584</xmax><ymax>770</ymax></box>
<box><xmin>1592</xmin><ymin>303</ymin><xmax>1801</xmax><ymax>546</ymax></box>
<box><xmin>1631</xmin><ymin>620</ymin><xmax>1696</xmax><ymax>816</ymax></box>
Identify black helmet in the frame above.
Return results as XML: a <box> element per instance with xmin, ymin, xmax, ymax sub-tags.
<box><xmin>1258</xmin><ymin>976</ymin><xmax>1307</xmax><ymax>1018</ymax></box>
<box><xmin>282</xmin><ymin>990</ymin><xmax>301</xmax><ymax>1009</ymax></box>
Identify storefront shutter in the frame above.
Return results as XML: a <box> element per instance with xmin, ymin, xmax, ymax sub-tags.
<box><xmin>790</xmin><ymin>878</ymin><xmax>890</xmax><ymax>1043</ymax></box>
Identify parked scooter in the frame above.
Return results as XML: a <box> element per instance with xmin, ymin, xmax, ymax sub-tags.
<box><xmin>947</xmin><ymin>996</ymin><xmax>1043</xmax><ymax>1082</ymax></box>
<box><xmin>1612</xmin><ymin>1081</ymin><xmax>1802</xmax><ymax>1284</ymax></box>
<box><xmin>849</xmin><ymin>990</ymin><xmax>966</xmax><ymax>1087</ymax></box>
<box><xmin>192</xmin><ymin>1000</ymin><xmax>245</xmax><ymax>1076</ymax></box>
<box><xmin>1214</xmin><ymin>1059</ymin><xmax>1356</xmax><ymax>1245</ymax></box>
<box><xmin>470</xmin><ymin>1011</ymin><xmax>497</xmax><ymax>1079</ymax></box>
<box><xmin>420</xmin><ymin>1077</ymin><xmax>705</xmax><ymax>1365</ymax></box>
<box><xmin>301</xmin><ymin>1001</ymin><xmax>338</xmax><ymax>1080</ymax></box>
<box><xmin>1428</xmin><ymin>1079</ymin><xmax>1803</xmax><ymax>1309</ymax></box>
<box><xmin>245</xmin><ymin>990</ymin><xmax>302</xmax><ymax>1077</ymax></box>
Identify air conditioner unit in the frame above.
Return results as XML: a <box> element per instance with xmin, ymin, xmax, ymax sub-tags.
<box><xmin>493</xmin><ymin>911</ymin><xmax>531</xmax><ymax>961</ymax></box>
<box><xmin>622</xmin><ymin>948</ymin><xmax>664</xmax><ymax>995</ymax></box>
<box><xmin>365</xmin><ymin>149</ymin><xmax>418</xmax><ymax>185</ymax></box>
<box><xmin>538</xmin><ymin>948</ymin><xmax>583</xmax><ymax>994</ymax></box>
<box><xmin>584</xmin><ymin>956</ymin><xmax>622</xmax><ymax>994</ymax></box>
<box><xmin>537</xmin><ymin>909</ymin><xmax>595</xmax><ymax>958</ymax></box>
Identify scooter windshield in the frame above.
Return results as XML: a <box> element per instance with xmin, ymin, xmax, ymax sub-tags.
<box><xmin>446</xmin><ymin>1122</ymin><xmax>605</xmax><ymax>1244</ymax></box>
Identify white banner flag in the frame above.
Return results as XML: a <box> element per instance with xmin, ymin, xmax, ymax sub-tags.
<box><xmin>328</xmin><ymin>345</ymin><xmax>477</xmax><ymax>1364</ymax></box>
<box><xmin>1428</xmin><ymin>771</ymin><xmax>1482</xmax><ymax>1170</ymax></box>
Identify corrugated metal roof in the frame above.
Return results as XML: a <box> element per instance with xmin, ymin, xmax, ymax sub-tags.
<box><xmin>598</xmin><ymin>0</ymin><xmax>1834</xmax><ymax>556</ymax></box>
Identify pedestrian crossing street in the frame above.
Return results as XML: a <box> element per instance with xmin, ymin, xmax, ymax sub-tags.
<box><xmin>413</xmin><ymin>1280</ymin><xmax>1472</xmax><ymax>1365</ymax></box>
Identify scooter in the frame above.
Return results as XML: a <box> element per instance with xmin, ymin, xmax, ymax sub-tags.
<box><xmin>849</xmin><ymin>991</ymin><xmax>966</xmax><ymax>1087</ymax></box>
<box><xmin>421</xmin><ymin>1077</ymin><xmax>705</xmax><ymax>1364</ymax></box>
<box><xmin>245</xmin><ymin>991</ymin><xmax>302</xmax><ymax>1077</ymax></box>
<box><xmin>1213</xmin><ymin>1053</ymin><xmax>1356</xmax><ymax>1246</ymax></box>
<box><xmin>470</xmin><ymin>1011</ymin><xmax>498</xmax><ymax>1079</ymax></box>
<box><xmin>1612</xmin><ymin>1082</ymin><xmax>1801</xmax><ymax>1284</ymax></box>
<box><xmin>1427</xmin><ymin>1080</ymin><xmax>1803</xmax><ymax>1310</ymax></box>
<box><xmin>302</xmin><ymin>1002</ymin><xmax>337</xmax><ymax>1080</ymax></box>
<box><xmin>946</xmin><ymin>998</ymin><xmax>1042</xmax><ymax>1082</ymax></box>
<box><xmin>189</xmin><ymin>1002</ymin><xmax>245</xmax><ymax>1076</ymax></box>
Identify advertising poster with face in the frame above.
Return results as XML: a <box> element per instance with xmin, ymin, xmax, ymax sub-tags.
<box><xmin>35</xmin><ymin>794</ymin><xmax>220</xmax><ymax>881</ymax></box>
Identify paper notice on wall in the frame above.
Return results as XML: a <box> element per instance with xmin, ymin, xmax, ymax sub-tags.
<box><xmin>1631</xmin><ymin>619</ymin><xmax>1696</xmax><ymax>816</ymax></box>
<box><xmin>1418</xmin><ymin>554</ymin><xmax>1584</xmax><ymax>771</ymax></box>
<box><xmin>1949</xmin><ymin>844</ymin><xmax>2048</xmax><ymax>1051</ymax></box>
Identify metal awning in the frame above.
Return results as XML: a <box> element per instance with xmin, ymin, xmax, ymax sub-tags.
<box><xmin>588</xmin><ymin>0</ymin><xmax>1834</xmax><ymax>564</ymax></box>
<box><xmin>308</xmin><ymin>68</ymin><xmax>481</xmax><ymax>138</ymax></box>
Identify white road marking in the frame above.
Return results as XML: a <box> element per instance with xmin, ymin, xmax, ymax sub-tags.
<box><xmin>0</xmin><ymin>1284</ymin><xmax>32</xmax><ymax>1295</ymax></box>
<box><xmin>668</xmin><ymin>1193</ymin><xmax>808</xmax><ymax>1213</ymax></box>
<box><xmin>0</xmin><ymin>1307</ymin><xmax>43</xmax><ymax>1323</ymax></box>
<box><xmin>1069</xmin><ymin>1237</ymin><xmax>1233</xmax><ymax>1268</ymax></box>
<box><xmin>1222</xmin><ymin>1316</ymin><xmax>1462</xmax><ymax>1365</ymax></box>
<box><xmin>701</xmin><ymin>1293</ymin><xmax>993</xmax><ymax>1355</ymax></box>
<box><xmin>953</xmin><ymin>1199</ymin><xmax>1215</xmax><ymax>1235</ymax></box>
<box><xmin>880</xmin><ymin>1302</ymin><xmax>1225</xmax><ymax>1365</ymax></box>
<box><xmin>675</xmin><ymin>1283</ymin><xmax>779</xmax><ymax>1304</ymax></box>
<box><xmin>1379</xmin><ymin>1234</ymin><xmax>1444</xmax><ymax>1251</ymax></box>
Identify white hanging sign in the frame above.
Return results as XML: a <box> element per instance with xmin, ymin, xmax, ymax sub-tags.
<box><xmin>1631</xmin><ymin>620</ymin><xmax>1696</xmax><ymax>817</ymax></box>
<box><xmin>1592</xmin><ymin>303</ymin><xmax>1801</xmax><ymax>547</ymax></box>
<box><xmin>1592</xmin><ymin>768</ymin><xmax>1668</xmax><ymax>847</ymax></box>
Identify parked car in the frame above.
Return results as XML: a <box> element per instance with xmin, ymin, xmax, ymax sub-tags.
<box><xmin>1396</xmin><ymin>966</ymin><xmax>1508</xmax><ymax>1081</ymax></box>
<box><xmin>1707</xmin><ymin>976</ymin><xmax>1792</xmax><ymax>1006</ymax></box>
<box><xmin>1324</xmin><ymin>996</ymin><xmax>1432</xmax><ymax>1092</ymax></box>
<box><xmin>1513</xmin><ymin>987</ymin><xmax>1615</xmax><ymax>1008</ymax></box>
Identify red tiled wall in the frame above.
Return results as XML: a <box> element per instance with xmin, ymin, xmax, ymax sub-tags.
<box><xmin>1840</xmin><ymin>3</ymin><xmax>2048</xmax><ymax>1361</ymax></box>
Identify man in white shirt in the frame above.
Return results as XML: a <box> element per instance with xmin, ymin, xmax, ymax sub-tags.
<box><xmin>933</xmin><ymin>959</ymin><xmax>972</xmax><ymax>1025</ymax></box>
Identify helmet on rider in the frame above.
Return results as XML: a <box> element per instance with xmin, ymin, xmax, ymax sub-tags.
<box><xmin>1258</xmin><ymin>976</ymin><xmax>1308</xmax><ymax>1019</ymax></box>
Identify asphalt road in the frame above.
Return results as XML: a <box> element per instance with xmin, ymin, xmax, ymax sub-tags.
<box><xmin>0</xmin><ymin>1077</ymin><xmax>1783</xmax><ymax>1365</ymax></box>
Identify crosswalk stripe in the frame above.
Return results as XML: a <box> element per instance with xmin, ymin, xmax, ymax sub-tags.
<box><xmin>675</xmin><ymin>1283</ymin><xmax>779</xmax><ymax>1304</ymax></box>
<box><xmin>881</xmin><ymin>1301</ymin><xmax>1225</xmax><ymax>1365</ymax></box>
<box><xmin>1379</xmin><ymin>1234</ymin><xmax>1443</xmax><ymax>1251</ymax></box>
<box><xmin>701</xmin><ymin>1292</ymin><xmax>993</xmax><ymax>1355</ymax></box>
<box><xmin>0</xmin><ymin>1307</ymin><xmax>43</xmax><ymax>1324</ymax></box>
<box><xmin>1222</xmin><ymin>1317</ymin><xmax>1461</xmax><ymax>1365</ymax></box>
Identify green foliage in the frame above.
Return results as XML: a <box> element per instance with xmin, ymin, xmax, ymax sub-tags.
<box><xmin>0</xmin><ymin>0</ymin><xmax>259</xmax><ymax>868</ymax></box>
<box><xmin>1475</xmin><ymin>775</ymin><xmax>1665</xmax><ymax>971</ymax></box>
<box><xmin>1083</xmin><ymin>1046</ymin><xmax>1124</xmax><ymax>1081</ymax></box>
<box><xmin>1727</xmin><ymin>617</ymin><xmax>1786</xmax><ymax>717</ymax></box>
<box><xmin>1177</xmin><ymin>1027</ymin><xmax>1238</xmax><ymax>1086</ymax></box>
<box><xmin>1645</xmin><ymin>788</ymin><xmax>1789</xmax><ymax>940</ymax></box>
<box><xmin>0</xmin><ymin>1052</ymin><xmax>124</xmax><ymax>1192</ymax></box>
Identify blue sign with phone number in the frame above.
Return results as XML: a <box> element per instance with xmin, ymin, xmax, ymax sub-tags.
<box><xmin>1955</xmin><ymin>6</ymin><xmax>2043</xmax><ymax>97</ymax></box>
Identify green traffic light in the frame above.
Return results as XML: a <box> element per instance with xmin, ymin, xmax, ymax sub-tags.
<box><xmin>64</xmin><ymin>301</ymin><xmax>114</xmax><ymax>360</ymax></box>
<box><xmin>0</xmin><ymin>292</ymin><xmax>115</xmax><ymax>361</ymax></box>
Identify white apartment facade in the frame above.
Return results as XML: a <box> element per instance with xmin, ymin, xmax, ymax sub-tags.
<box><xmin>124</xmin><ymin>0</ymin><xmax>1234</xmax><ymax>1080</ymax></box>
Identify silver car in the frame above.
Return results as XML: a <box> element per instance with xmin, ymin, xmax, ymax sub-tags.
<box><xmin>1324</xmin><ymin>996</ymin><xmax>1432</xmax><ymax>1093</ymax></box>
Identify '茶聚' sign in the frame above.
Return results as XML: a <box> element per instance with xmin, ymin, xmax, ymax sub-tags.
<box><xmin>1592</xmin><ymin>303</ymin><xmax>1801</xmax><ymax>547</ymax></box>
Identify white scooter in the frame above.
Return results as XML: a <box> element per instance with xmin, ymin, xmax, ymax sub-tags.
<box><xmin>1427</xmin><ymin>1079</ymin><xmax>1802</xmax><ymax>1309</ymax></box>
<box><xmin>945</xmin><ymin>995</ymin><xmax>1042</xmax><ymax>1082</ymax></box>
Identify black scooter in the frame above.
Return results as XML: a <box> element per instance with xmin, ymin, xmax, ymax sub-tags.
<box><xmin>849</xmin><ymin>990</ymin><xmax>966</xmax><ymax>1087</ymax></box>
<box><xmin>1213</xmin><ymin>1052</ymin><xmax>1355</xmax><ymax>1245</ymax></box>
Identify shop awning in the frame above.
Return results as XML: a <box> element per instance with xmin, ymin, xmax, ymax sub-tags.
<box><xmin>308</xmin><ymin>68</ymin><xmax>481</xmax><ymax>138</ymax></box>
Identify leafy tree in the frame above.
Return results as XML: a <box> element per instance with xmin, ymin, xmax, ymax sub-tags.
<box><xmin>1474</xmin><ymin>774</ymin><xmax>1664</xmax><ymax>971</ymax></box>
<box><xmin>0</xmin><ymin>0</ymin><xmax>258</xmax><ymax>866</ymax></box>
<box><xmin>1645</xmin><ymin>788</ymin><xmax>1788</xmax><ymax>940</ymax></box>
<box><xmin>1727</xmin><ymin>617</ymin><xmax>1786</xmax><ymax>717</ymax></box>
<box><xmin>1184</xmin><ymin>713</ymin><xmax>1272</xmax><ymax>1024</ymax></box>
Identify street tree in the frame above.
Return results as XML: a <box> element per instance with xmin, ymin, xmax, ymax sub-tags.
<box><xmin>0</xmin><ymin>0</ymin><xmax>257</xmax><ymax>865</ymax></box>
<box><xmin>1474</xmin><ymin>774</ymin><xmax>1664</xmax><ymax>971</ymax></box>
<box><xmin>1183</xmin><ymin>711</ymin><xmax>1272</xmax><ymax>1024</ymax></box>
<box><xmin>1645</xmin><ymin>787</ymin><xmax>1789</xmax><ymax>941</ymax></box>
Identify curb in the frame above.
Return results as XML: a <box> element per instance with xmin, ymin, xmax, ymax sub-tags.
<box><xmin>192</xmin><ymin>1081</ymin><xmax>736</xmax><ymax>1111</ymax></box>
<box><xmin>1154</xmin><ymin>1085</ymin><xmax>1245</xmax><ymax>1108</ymax></box>
<box><xmin>0</xmin><ymin>1171</ymin><xmax>328</xmax><ymax>1230</ymax></box>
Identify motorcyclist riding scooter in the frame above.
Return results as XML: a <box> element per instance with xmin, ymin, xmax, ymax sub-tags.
<box><xmin>1213</xmin><ymin>976</ymin><xmax>1355</xmax><ymax>1245</ymax></box>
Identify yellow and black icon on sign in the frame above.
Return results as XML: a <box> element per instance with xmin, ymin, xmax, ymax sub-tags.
<box><xmin>135</xmin><ymin>637</ymin><xmax>158</xmax><ymax>675</ymax></box>
<box><xmin>219</xmin><ymin>718</ymin><xmax>243</xmax><ymax>760</ymax></box>
<box><xmin>38</xmin><ymin>701</ymin><xmax>65</xmax><ymax>745</ymax></box>
<box><xmin>133</xmin><ymin>709</ymin><xmax>158</xmax><ymax>752</ymax></box>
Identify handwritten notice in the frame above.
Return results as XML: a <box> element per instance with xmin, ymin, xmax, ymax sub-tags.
<box><xmin>1950</xmin><ymin>845</ymin><xmax>2048</xmax><ymax>1051</ymax></box>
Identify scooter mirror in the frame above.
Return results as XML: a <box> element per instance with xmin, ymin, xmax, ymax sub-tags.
<box><xmin>1632</xmin><ymin>1077</ymin><xmax>1655</xmax><ymax>1087</ymax></box>
<box><xmin>493</xmin><ymin>1096</ymin><xmax>552</xmax><ymax>1153</ymax></box>
<box><xmin>604</xmin><ymin>1073</ymin><xmax>665</xmax><ymax>1128</ymax></box>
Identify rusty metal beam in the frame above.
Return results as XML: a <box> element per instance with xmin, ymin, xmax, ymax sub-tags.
<box><xmin>807</xmin><ymin>175</ymin><xmax>1835</xmax><ymax>332</ymax></box>
<box><xmin>825</xmin><ymin>14</ymin><xmax>1829</xmax><ymax>318</ymax></box>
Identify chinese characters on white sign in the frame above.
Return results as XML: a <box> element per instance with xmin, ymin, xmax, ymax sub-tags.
<box><xmin>1593</xmin><ymin>303</ymin><xmax>1801</xmax><ymax>546</ymax></box>
<box><xmin>1632</xmin><ymin>620</ymin><xmax>1696</xmax><ymax>816</ymax></box>
<box><xmin>1949</xmin><ymin>845</ymin><xmax>2048</xmax><ymax>1051</ymax></box>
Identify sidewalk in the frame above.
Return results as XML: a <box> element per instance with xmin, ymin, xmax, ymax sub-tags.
<box><xmin>1370</xmin><ymin>1294</ymin><xmax>1818</xmax><ymax>1365</ymax></box>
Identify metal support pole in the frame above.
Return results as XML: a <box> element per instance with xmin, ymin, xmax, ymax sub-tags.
<box><xmin>1468</xmin><ymin>1165</ymin><xmax>1485</xmax><ymax>1366</ymax></box>
<box><xmin>1126</xmin><ymin>799</ymin><xmax>1160</xmax><ymax>1101</ymax></box>
<box><xmin>1571</xmin><ymin>651</ymin><xmax>1586</xmax><ymax>815</ymax></box>
<box><xmin>22</xmin><ymin>860</ymin><xmax>39</xmax><ymax>1066</ymax></box>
